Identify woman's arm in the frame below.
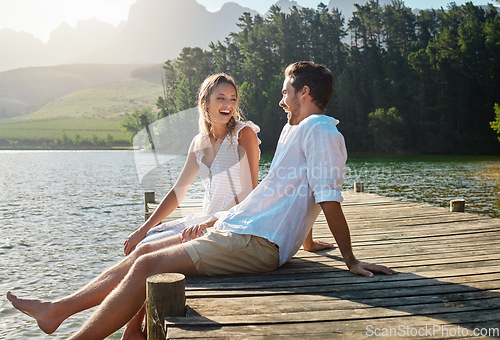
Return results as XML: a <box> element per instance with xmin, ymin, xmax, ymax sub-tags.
<box><xmin>144</xmin><ymin>148</ymin><xmax>199</xmax><ymax>229</ymax></box>
<box><xmin>234</xmin><ymin>125</ymin><xmax>260</xmax><ymax>206</ymax></box>
<box><xmin>124</xmin><ymin>138</ymin><xmax>200</xmax><ymax>254</ymax></box>
<box><xmin>238</xmin><ymin>125</ymin><xmax>260</xmax><ymax>189</ymax></box>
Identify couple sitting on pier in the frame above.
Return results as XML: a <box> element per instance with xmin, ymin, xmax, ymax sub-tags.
<box><xmin>7</xmin><ymin>61</ymin><xmax>397</xmax><ymax>340</ymax></box>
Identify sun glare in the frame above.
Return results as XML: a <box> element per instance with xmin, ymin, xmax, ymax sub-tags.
<box><xmin>0</xmin><ymin>0</ymin><xmax>135</xmax><ymax>42</ymax></box>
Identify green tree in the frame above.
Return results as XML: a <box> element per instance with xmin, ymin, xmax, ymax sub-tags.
<box><xmin>60</xmin><ymin>131</ymin><xmax>71</xmax><ymax>145</ymax></box>
<box><xmin>368</xmin><ymin>107</ymin><xmax>408</xmax><ymax>152</ymax></box>
<box><xmin>149</xmin><ymin>1</ymin><xmax>499</xmax><ymax>153</ymax></box>
<box><xmin>120</xmin><ymin>107</ymin><xmax>157</xmax><ymax>143</ymax></box>
<box><xmin>157</xmin><ymin>60</ymin><xmax>178</xmax><ymax>118</ymax></box>
<box><xmin>490</xmin><ymin>103</ymin><xmax>500</xmax><ymax>142</ymax></box>
<box><xmin>156</xmin><ymin>47</ymin><xmax>214</xmax><ymax>117</ymax></box>
<box><xmin>104</xmin><ymin>134</ymin><xmax>114</xmax><ymax>147</ymax></box>
<box><xmin>91</xmin><ymin>134</ymin><xmax>100</xmax><ymax>146</ymax></box>
<box><xmin>72</xmin><ymin>133</ymin><xmax>82</xmax><ymax>145</ymax></box>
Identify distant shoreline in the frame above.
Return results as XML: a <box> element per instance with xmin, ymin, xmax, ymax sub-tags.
<box><xmin>0</xmin><ymin>140</ymin><xmax>132</xmax><ymax>151</ymax></box>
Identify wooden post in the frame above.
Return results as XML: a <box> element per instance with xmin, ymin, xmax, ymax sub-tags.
<box><xmin>144</xmin><ymin>191</ymin><xmax>155</xmax><ymax>221</ymax></box>
<box><xmin>450</xmin><ymin>199</ymin><xmax>465</xmax><ymax>212</ymax></box>
<box><xmin>354</xmin><ymin>182</ymin><xmax>364</xmax><ymax>193</ymax></box>
<box><xmin>147</xmin><ymin>273</ymin><xmax>186</xmax><ymax>340</ymax></box>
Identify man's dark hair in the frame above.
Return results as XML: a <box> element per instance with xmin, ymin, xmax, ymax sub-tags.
<box><xmin>284</xmin><ymin>61</ymin><xmax>334</xmax><ymax>111</ymax></box>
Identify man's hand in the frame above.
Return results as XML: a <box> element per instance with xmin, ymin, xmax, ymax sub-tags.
<box><xmin>347</xmin><ymin>260</ymin><xmax>398</xmax><ymax>278</ymax></box>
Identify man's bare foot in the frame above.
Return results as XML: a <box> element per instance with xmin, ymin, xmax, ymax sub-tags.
<box><xmin>121</xmin><ymin>323</ymin><xmax>146</xmax><ymax>340</ymax></box>
<box><xmin>6</xmin><ymin>291</ymin><xmax>64</xmax><ymax>334</ymax></box>
<box><xmin>303</xmin><ymin>240</ymin><xmax>336</xmax><ymax>252</ymax></box>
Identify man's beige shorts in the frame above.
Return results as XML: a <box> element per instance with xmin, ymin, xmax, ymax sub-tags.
<box><xmin>184</xmin><ymin>231</ymin><xmax>279</xmax><ymax>276</ymax></box>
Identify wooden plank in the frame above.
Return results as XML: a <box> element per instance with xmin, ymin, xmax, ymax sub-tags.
<box><xmin>145</xmin><ymin>192</ymin><xmax>500</xmax><ymax>339</ymax></box>
<box><xmin>166</xmin><ymin>315</ymin><xmax>500</xmax><ymax>339</ymax></box>
<box><xmin>184</xmin><ymin>272</ymin><xmax>500</xmax><ymax>294</ymax></box>
<box><xmin>186</xmin><ymin>289</ymin><xmax>500</xmax><ymax>313</ymax></box>
<box><xmin>184</xmin><ymin>267</ymin><xmax>500</xmax><ymax>288</ymax></box>
<box><xmin>165</xmin><ymin>298</ymin><xmax>500</xmax><ymax>328</ymax></box>
<box><xmin>183</xmin><ymin>278</ymin><xmax>500</xmax><ymax>299</ymax></box>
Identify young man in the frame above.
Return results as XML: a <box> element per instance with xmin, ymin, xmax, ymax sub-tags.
<box><xmin>7</xmin><ymin>61</ymin><xmax>396</xmax><ymax>340</ymax></box>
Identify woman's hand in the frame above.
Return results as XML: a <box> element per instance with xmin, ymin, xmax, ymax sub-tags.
<box><xmin>181</xmin><ymin>223</ymin><xmax>209</xmax><ymax>243</ymax></box>
<box><xmin>123</xmin><ymin>228</ymin><xmax>147</xmax><ymax>255</ymax></box>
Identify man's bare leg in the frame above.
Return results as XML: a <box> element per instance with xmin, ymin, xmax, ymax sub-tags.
<box><xmin>6</xmin><ymin>234</ymin><xmax>182</xmax><ymax>335</ymax></box>
<box><xmin>69</xmin><ymin>243</ymin><xmax>197</xmax><ymax>340</ymax></box>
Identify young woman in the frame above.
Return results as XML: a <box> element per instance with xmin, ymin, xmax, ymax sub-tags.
<box><xmin>121</xmin><ymin>73</ymin><xmax>261</xmax><ymax>338</ymax></box>
<box><xmin>123</xmin><ymin>73</ymin><xmax>260</xmax><ymax>255</ymax></box>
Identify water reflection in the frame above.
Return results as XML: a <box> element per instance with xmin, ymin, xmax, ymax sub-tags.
<box><xmin>343</xmin><ymin>155</ymin><xmax>500</xmax><ymax>218</ymax></box>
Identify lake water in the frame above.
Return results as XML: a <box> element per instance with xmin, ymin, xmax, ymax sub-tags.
<box><xmin>0</xmin><ymin>150</ymin><xmax>498</xmax><ymax>339</ymax></box>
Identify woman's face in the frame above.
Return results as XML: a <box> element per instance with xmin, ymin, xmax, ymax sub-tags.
<box><xmin>205</xmin><ymin>82</ymin><xmax>238</xmax><ymax>127</ymax></box>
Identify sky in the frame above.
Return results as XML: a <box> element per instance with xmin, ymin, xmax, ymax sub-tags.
<box><xmin>0</xmin><ymin>0</ymin><xmax>490</xmax><ymax>42</ymax></box>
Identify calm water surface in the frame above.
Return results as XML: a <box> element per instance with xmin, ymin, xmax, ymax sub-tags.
<box><xmin>345</xmin><ymin>154</ymin><xmax>500</xmax><ymax>219</ymax></box>
<box><xmin>0</xmin><ymin>151</ymin><xmax>498</xmax><ymax>339</ymax></box>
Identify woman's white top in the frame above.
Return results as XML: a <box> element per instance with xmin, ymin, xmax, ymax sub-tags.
<box><xmin>197</xmin><ymin>121</ymin><xmax>260</xmax><ymax>215</ymax></box>
<box><xmin>140</xmin><ymin>121</ymin><xmax>260</xmax><ymax>243</ymax></box>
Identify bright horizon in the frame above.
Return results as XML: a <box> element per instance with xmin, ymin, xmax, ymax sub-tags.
<box><xmin>0</xmin><ymin>0</ymin><xmax>492</xmax><ymax>42</ymax></box>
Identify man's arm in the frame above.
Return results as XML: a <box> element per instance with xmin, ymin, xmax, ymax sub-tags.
<box><xmin>319</xmin><ymin>201</ymin><xmax>397</xmax><ymax>277</ymax></box>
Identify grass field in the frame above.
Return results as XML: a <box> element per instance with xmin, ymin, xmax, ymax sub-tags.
<box><xmin>23</xmin><ymin>78</ymin><xmax>163</xmax><ymax>120</ymax></box>
<box><xmin>0</xmin><ymin>77</ymin><xmax>164</xmax><ymax>148</ymax></box>
<box><xmin>0</xmin><ymin>117</ymin><xmax>128</xmax><ymax>141</ymax></box>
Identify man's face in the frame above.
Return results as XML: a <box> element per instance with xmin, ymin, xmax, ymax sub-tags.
<box><xmin>279</xmin><ymin>77</ymin><xmax>302</xmax><ymax>125</ymax></box>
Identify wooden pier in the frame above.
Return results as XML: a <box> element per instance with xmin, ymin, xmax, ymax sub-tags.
<box><xmin>146</xmin><ymin>191</ymin><xmax>500</xmax><ymax>339</ymax></box>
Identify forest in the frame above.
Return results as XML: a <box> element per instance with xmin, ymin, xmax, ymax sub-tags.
<box><xmin>136</xmin><ymin>1</ymin><xmax>500</xmax><ymax>154</ymax></box>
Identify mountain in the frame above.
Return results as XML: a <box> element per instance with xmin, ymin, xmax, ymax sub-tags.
<box><xmin>0</xmin><ymin>0</ymin><xmax>256</xmax><ymax>72</ymax></box>
<box><xmin>77</xmin><ymin>0</ymin><xmax>257</xmax><ymax>65</ymax></box>
<box><xmin>0</xmin><ymin>20</ymin><xmax>121</xmax><ymax>73</ymax></box>
<box><xmin>1</xmin><ymin>0</ymin><xmax>432</xmax><ymax>72</ymax></box>
<box><xmin>47</xmin><ymin>19</ymin><xmax>120</xmax><ymax>65</ymax></box>
<box><xmin>0</xmin><ymin>29</ymin><xmax>51</xmax><ymax>72</ymax></box>
<box><xmin>0</xmin><ymin>0</ymin><xmax>259</xmax><ymax>118</ymax></box>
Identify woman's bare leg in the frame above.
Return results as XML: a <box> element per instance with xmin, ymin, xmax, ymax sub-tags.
<box><xmin>7</xmin><ymin>234</ymin><xmax>182</xmax><ymax>335</ymax></box>
<box><xmin>69</xmin><ymin>243</ymin><xmax>197</xmax><ymax>340</ymax></box>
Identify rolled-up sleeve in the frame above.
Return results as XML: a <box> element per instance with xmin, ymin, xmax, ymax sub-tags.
<box><xmin>303</xmin><ymin>122</ymin><xmax>347</xmax><ymax>204</ymax></box>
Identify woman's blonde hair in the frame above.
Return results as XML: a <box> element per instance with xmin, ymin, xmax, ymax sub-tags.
<box><xmin>197</xmin><ymin>73</ymin><xmax>244</xmax><ymax>137</ymax></box>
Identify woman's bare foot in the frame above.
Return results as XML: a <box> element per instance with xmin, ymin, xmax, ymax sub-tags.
<box><xmin>121</xmin><ymin>322</ymin><xmax>147</xmax><ymax>340</ymax></box>
<box><xmin>6</xmin><ymin>291</ymin><xmax>65</xmax><ymax>334</ymax></box>
<box><xmin>121</xmin><ymin>305</ymin><xmax>147</xmax><ymax>340</ymax></box>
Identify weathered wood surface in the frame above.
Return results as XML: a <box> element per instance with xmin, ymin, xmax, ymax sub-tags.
<box><xmin>147</xmin><ymin>273</ymin><xmax>186</xmax><ymax>339</ymax></box>
<box><xmin>150</xmin><ymin>192</ymin><xmax>500</xmax><ymax>339</ymax></box>
<box><xmin>146</xmin><ymin>198</ymin><xmax>203</xmax><ymax>222</ymax></box>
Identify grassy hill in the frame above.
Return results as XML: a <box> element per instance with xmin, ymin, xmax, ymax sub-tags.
<box><xmin>24</xmin><ymin>78</ymin><xmax>163</xmax><ymax>120</ymax></box>
<box><xmin>0</xmin><ymin>64</ymin><xmax>158</xmax><ymax>118</ymax></box>
<box><xmin>0</xmin><ymin>77</ymin><xmax>164</xmax><ymax>148</ymax></box>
